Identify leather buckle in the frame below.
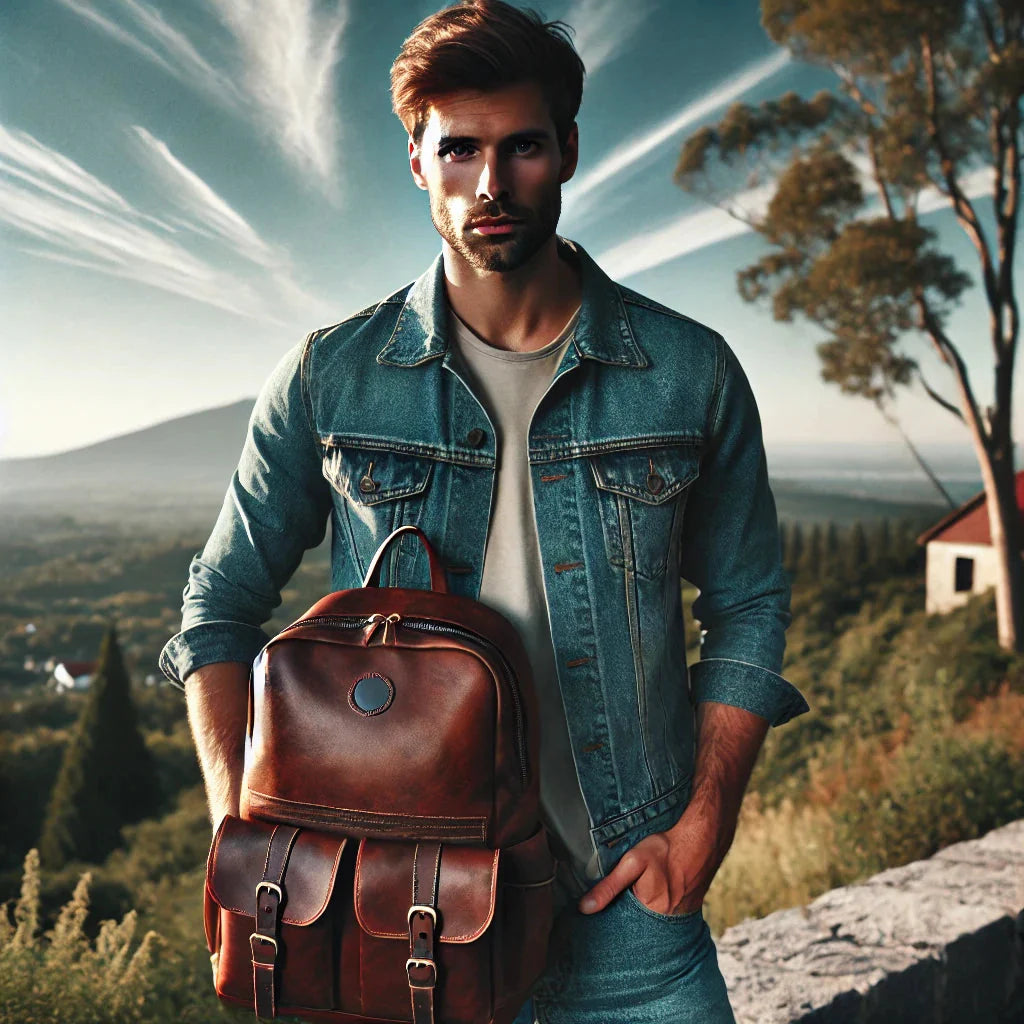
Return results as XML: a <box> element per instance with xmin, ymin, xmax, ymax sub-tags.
<box><xmin>256</xmin><ymin>881</ymin><xmax>283</xmax><ymax>902</ymax></box>
<box><xmin>250</xmin><ymin>932</ymin><xmax>278</xmax><ymax>965</ymax></box>
<box><xmin>406</xmin><ymin>957</ymin><xmax>437</xmax><ymax>989</ymax></box>
<box><xmin>407</xmin><ymin>904</ymin><xmax>437</xmax><ymax>927</ymax></box>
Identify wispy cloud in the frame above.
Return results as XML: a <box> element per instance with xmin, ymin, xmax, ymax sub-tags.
<box><xmin>208</xmin><ymin>0</ymin><xmax>348</xmax><ymax>189</ymax></box>
<box><xmin>130</xmin><ymin>125</ymin><xmax>278</xmax><ymax>267</ymax></box>
<box><xmin>55</xmin><ymin>0</ymin><xmax>237</xmax><ymax>101</ymax></box>
<box><xmin>597</xmin><ymin>161</ymin><xmax>997</xmax><ymax>281</ymax></box>
<box><xmin>0</xmin><ymin>123</ymin><xmax>331</xmax><ymax>323</ymax></box>
<box><xmin>53</xmin><ymin>0</ymin><xmax>347</xmax><ymax>192</ymax></box>
<box><xmin>560</xmin><ymin>0</ymin><xmax>653</xmax><ymax>76</ymax></box>
<box><xmin>563</xmin><ymin>50</ymin><xmax>791</xmax><ymax>224</ymax></box>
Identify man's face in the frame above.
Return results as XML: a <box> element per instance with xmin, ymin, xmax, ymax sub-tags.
<box><xmin>409</xmin><ymin>81</ymin><xmax>578</xmax><ymax>273</ymax></box>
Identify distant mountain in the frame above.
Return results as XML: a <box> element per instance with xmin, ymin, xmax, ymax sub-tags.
<box><xmin>0</xmin><ymin>400</ymin><xmax>255</xmax><ymax>520</ymax></box>
<box><xmin>0</xmin><ymin>399</ymin><xmax>979</xmax><ymax>529</ymax></box>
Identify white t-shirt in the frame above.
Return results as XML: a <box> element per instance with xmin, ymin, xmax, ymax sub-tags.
<box><xmin>448</xmin><ymin>304</ymin><xmax>602</xmax><ymax>906</ymax></box>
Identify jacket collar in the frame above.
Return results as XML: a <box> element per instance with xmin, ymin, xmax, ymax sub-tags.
<box><xmin>376</xmin><ymin>237</ymin><xmax>648</xmax><ymax>369</ymax></box>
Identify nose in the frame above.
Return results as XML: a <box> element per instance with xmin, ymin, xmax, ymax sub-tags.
<box><xmin>476</xmin><ymin>154</ymin><xmax>508</xmax><ymax>203</ymax></box>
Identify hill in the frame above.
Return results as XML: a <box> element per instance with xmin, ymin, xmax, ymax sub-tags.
<box><xmin>0</xmin><ymin>400</ymin><xmax>970</xmax><ymax>529</ymax></box>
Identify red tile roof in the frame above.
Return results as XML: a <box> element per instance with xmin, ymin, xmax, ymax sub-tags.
<box><xmin>916</xmin><ymin>470</ymin><xmax>1024</xmax><ymax>545</ymax></box>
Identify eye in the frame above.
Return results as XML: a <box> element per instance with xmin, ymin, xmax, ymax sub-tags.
<box><xmin>440</xmin><ymin>142</ymin><xmax>475</xmax><ymax>161</ymax></box>
<box><xmin>511</xmin><ymin>139</ymin><xmax>538</xmax><ymax>155</ymax></box>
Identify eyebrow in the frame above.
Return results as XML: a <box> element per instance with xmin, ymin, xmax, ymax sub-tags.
<box><xmin>436</xmin><ymin>129</ymin><xmax>551</xmax><ymax>149</ymax></box>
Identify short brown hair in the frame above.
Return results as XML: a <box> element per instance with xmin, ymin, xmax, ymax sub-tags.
<box><xmin>391</xmin><ymin>0</ymin><xmax>585</xmax><ymax>150</ymax></box>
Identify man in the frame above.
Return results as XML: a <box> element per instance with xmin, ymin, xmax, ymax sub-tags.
<box><xmin>160</xmin><ymin>2</ymin><xmax>809</xmax><ymax>1021</ymax></box>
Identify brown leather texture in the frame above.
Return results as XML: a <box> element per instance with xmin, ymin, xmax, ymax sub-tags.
<box><xmin>211</xmin><ymin>526</ymin><xmax>556</xmax><ymax>1022</ymax></box>
<box><xmin>242</xmin><ymin>580</ymin><xmax>543</xmax><ymax>849</ymax></box>
<box><xmin>206</xmin><ymin>815</ymin><xmax>556</xmax><ymax>1023</ymax></box>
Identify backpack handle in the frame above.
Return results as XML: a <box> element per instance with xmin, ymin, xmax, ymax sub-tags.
<box><xmin>361</xmin><ymin>525</ymin><xmax>450</xmax><ymax>594</ymax></box>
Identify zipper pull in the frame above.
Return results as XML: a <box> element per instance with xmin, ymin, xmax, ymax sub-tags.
<box><xmin>363</xmin><ymin>613</ymin><xmax>386</xmax><ymax>646</ymax></box>
<box><xmin>383</xmin><ymin>613</ymin><xmax>401</xmax><ymax>645</ymax></box>
<box><xmin>363</xmin><ymin>612</ymin><xmax>402</xmax><ymax>646</ymax></box>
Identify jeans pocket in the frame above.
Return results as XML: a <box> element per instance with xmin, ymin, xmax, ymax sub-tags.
<box><xmin>622</xmin><ymin>885</ymin><xmax>703</xmax><ymax>924</ymax></box>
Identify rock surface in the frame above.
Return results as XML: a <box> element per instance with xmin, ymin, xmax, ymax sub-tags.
<box><xmin>718</xmin><ymin>819</ymin><xmax>1024</xmax><ymax>1023</ymax></box>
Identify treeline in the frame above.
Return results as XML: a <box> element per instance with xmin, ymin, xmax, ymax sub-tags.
<box><xmin>779</xmin><ymin>516</ymin><xmax>926</xmax><ymax>584</ymax></box>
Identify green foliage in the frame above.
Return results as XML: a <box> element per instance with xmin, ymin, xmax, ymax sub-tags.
<box><xmin>0</xmin><ymin>849</ymin><xmax>165</xmax><ymax>1024</ymax></box>
<box><xmin>835</xmin><ymin>726</ymin><xmax>1024</xmax><ymax>877</ymax></box>
<box><xmin>0</xmin><ymin>731</ymin><xmax>65</xmax><ymax>874</ymax></box>
<box><xmin>677</xmin><ymin>0</ymin><xmax>1023</xmax><ymax>513</ymax></box>
<box><xmin>38</xmin><ymin>626</ymin><xmax>161</xmax><ymax>869</ymax></box>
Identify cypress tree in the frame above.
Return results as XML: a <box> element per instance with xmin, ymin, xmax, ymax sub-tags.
<box><xmin>801</xmin><ymin>522</ymin><xmax>823</xmax><ymax>580</ymax></box>
<box><xmin>823</xmin><ymin>520</ymin><xmax>840</xmax><ymax>579</ymax></box>
<box><xmin>846</xmin><ymin>521</ymin><xmax>869</xmax><ymax>578</ymax></box>
<box><xmin>38</xmin><ymin>624</ymin><xmax>160</xmax><ymax>868</ymax></box>
<box><xmin>787</xmin><ymin>522</ymin><xmax>804</xmax><ymax>574</ymax></box>
<box><xmin>870</xmin><ymin>518</ymin><xmax>892</xmax><ymax>569</ymax></box>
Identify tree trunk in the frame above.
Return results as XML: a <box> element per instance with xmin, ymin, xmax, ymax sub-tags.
<box><xmin>974</xmin><ymin>430</ymin><xmax>1024</xmax><ymax>652</ymax></box>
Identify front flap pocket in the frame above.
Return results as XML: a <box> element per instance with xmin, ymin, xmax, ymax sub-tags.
<box><xmin>321</xmin><ymin>443</ymin><xmax>435</xmax><ymax>507</ymax></box>
<box><xmin>355</xmin><ymin>838</ymin><xmax>499</xmax><ymax>943</ymax></box>
<box><xmin>589</xmin><ymin>443</ymin><xmax>700</xmax><ymax>505</ymax></box>
<box><xmin>588</xmin><ymin>443</ymin><xmax>701</xmax><ymax>579</ymax></box>
<box><xmin>206</xmin><ymin>815</ymin><xmax>347</xmax><ymax>926</ymax></box>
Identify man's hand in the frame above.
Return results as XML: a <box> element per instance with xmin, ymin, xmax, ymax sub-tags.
<box><xmin>578</xmin><ymin>700</ymin><xmax>769</xmax><ymax>915</ymax></box>
<box><xmin>577</xmin><ymin>804</ymin><xmax>723</xmax><ymax>915</ymax></box>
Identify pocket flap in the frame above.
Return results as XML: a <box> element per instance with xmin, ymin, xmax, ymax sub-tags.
<box><xmin>321</xmin><ymin>444</ymin><xmax>434</xmax><ymax>506</ymax></box>
<box><xmin>355</xmin><ymin>839</ymin><xmax>499</xmax><ymax>943</ymax></box>
<box><xmin>206</xmin><ymin>815</ymin><xmax>347</xmax><ymax>926</ymax></box>
<box><xmin>590</xmin><ymin>444</ymin><xmax>700</xmax><ymax>505</ymax></box>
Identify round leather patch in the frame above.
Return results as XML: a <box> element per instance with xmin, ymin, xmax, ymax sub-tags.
<box><xmin>349</xmin><ymin>673</ymin><xmax>394</xmax><ymax>716</ymax></box>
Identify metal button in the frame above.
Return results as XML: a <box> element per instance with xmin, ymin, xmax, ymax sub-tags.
<box><xmin>647</xmin><ymin>472</ymin><xmax>664</xmax><ymax>495</ymax></box>
<box><xmin>359</xmin><ymin>475</ymin><xmax>378</xmax><ymax>493</ymax></box>
<box><xmin>466</xmin><ymin>428</ymin><xmax>486</xmax><ymax>448</ymax></box>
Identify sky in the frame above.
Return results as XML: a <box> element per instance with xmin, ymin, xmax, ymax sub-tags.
<box><xmin>0</xmin><ymin>0</ymin><xmax>1018</xmax><ymax>464</ymax></box>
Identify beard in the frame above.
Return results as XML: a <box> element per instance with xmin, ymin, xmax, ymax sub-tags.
<box><xmin>429</xmin><ymin>182</ymin><xmax>562</xmax><ymax>273</ymax></box>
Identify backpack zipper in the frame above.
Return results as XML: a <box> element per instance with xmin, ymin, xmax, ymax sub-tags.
<box><xmin>276</xmin><ymin>613</ymin><xmax>529</xmax><ymax>788</ymax></box>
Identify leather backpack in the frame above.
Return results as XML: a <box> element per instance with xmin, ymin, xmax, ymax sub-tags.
<box><xmin>203</xmin><ymin>524</ymin><xmax>556</xmax><ymax>1023</ymax></box>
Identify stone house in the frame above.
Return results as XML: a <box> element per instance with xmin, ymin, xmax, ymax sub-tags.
<box><xmin>916</xmin><ymin>470</ymin><xmax>1024</xmax><ymax>614</ymax></box>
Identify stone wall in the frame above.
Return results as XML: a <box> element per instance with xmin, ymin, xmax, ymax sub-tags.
<box><xmin>718</xmin><ymin>819</ymin><xmax>1024</xmax><ymax>1023</ymax></box>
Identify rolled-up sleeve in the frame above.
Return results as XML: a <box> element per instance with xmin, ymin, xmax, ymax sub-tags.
<box><xmin>679</xmin><ymin>336</ymin><xmax>809</xmax><ymax>727</ymax></box>
<box><xmin>159</xmin><ymin>335</ymin><xmax>332</xmax><ymax>688</ymax></box>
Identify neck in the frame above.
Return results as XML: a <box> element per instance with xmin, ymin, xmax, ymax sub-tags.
<box><xmin>442</xmin><ymin>235</ymin><xmax>581</xmax><ymax>353</ymax></box>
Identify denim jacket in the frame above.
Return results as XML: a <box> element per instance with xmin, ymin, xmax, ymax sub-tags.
<box><xmin>159</xmin><ymin>237</ymin><xmax>808</xmax><ymax>876</ymax></box>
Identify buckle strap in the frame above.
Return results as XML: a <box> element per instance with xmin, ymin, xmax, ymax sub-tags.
<box><xmin>252</xmin><ymin>824</ymin><xmax>300</xmax><ymax>1020</ymax></box>
<box><xmin>408</xmin><ymin>841</ymin><xmax>442</xmax><ymax>1024</ymax></box>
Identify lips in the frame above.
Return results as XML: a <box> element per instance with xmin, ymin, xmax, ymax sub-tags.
<box><xmin>467</xmin><ymin>217</ymin><xmax>522</xmax><ymax>235</ymax></box>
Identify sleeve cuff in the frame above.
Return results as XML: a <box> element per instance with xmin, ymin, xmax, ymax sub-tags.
<box><xmin>689</xmin><ymin>657</ymin><xmax>809</xmax><ymax>727</ymax></box>
<box><xmin>159</xmin><ymin>620</ymin><xmax>271</xmax><ymax>689</ymax></box>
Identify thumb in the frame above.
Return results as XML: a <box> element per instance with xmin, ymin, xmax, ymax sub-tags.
<box><xmin>578</xmin><ymin>850</ymin><xmax>645</xmax><ymax>914</ymax></box>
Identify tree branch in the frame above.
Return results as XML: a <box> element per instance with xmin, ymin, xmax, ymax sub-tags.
<box><xmin>921</xmin><ymin>31</ymin><xmax>1002</xmax><ymax>322</ymax></box>
<box><xmin>876</xmin><ymin>397</ymin><xmax>959</xmax><ymax>509</ymax></box>
<box><xmin>914</xmin><ymin>289</ymin><xmax>990</xmax><ymax>450</ymax></box>
<box><xmin>914</xmin><ymin>366</ymin><xmax>965</xmax><ymax>422</ymax></box>
<box><xmin>836</xmin><ymin>68</ymin><xmax>897</xmax><ymax>219</ymax></box>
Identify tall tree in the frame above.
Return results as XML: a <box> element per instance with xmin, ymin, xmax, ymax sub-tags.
<box><xmin>39</xmin><ymin>625</ymin><xmax>160</xmax><ymax>868</ymax></box>
<box><xmin>788</xmin><ymin>520</ymin><xmax>805</xmax><ymax>573</ymax></box>
<box><xmin>846</xmin><ymin>520</ymin><xmax>870</xmax><ymax>578</ymax></box>
<box><xmin>675</xmin><ymin>0</ymin><xmax>1024</xmax><ymax>649</ymax></box>
<box><xmin>801</xmin><ymin>521</ymin><xmax>824</xmax><ymax>579</ymax></box>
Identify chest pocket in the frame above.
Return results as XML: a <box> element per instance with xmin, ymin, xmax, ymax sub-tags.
<box><xmin>589</xmin><ymin>444</ymin><xmax>700</xmax><ymax>581</ymax></box>
<box><xmin>321</xmin><ymin>443</ymin><xmax>436</xmax><ymax>583</ymax></box>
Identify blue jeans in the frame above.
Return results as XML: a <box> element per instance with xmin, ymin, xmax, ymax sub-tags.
<box><xmin>511</xmin><ymin>887</ymin><xmax>735</xmax><ymax>1023</ymax></box>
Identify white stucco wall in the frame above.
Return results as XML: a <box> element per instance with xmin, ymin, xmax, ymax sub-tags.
<box><xmin>924</xmin><ymin>540</ymin><xmax>1000</xmax><ymax>614</ymax></box>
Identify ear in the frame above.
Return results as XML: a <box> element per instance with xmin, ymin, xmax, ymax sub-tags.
<box><xmin>558</xmin><ymin>122</ymin><xmax>579</xmax><ymax>185</ymax></box>
<box><xmin>408</xmin><ymin>137</ymin><xmax>428</xmax><ymax>191</ymax></box>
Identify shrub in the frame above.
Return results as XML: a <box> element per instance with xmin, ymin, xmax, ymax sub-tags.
<box><xmin>834</xmin><ymin>727</ymin><xmax>1024</xmax><ymax>878</ymax></box>
<box><xmin>0</xmin><ymin>849</ymin><xmax>164</xmax><ymax>1024</ymax></box>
